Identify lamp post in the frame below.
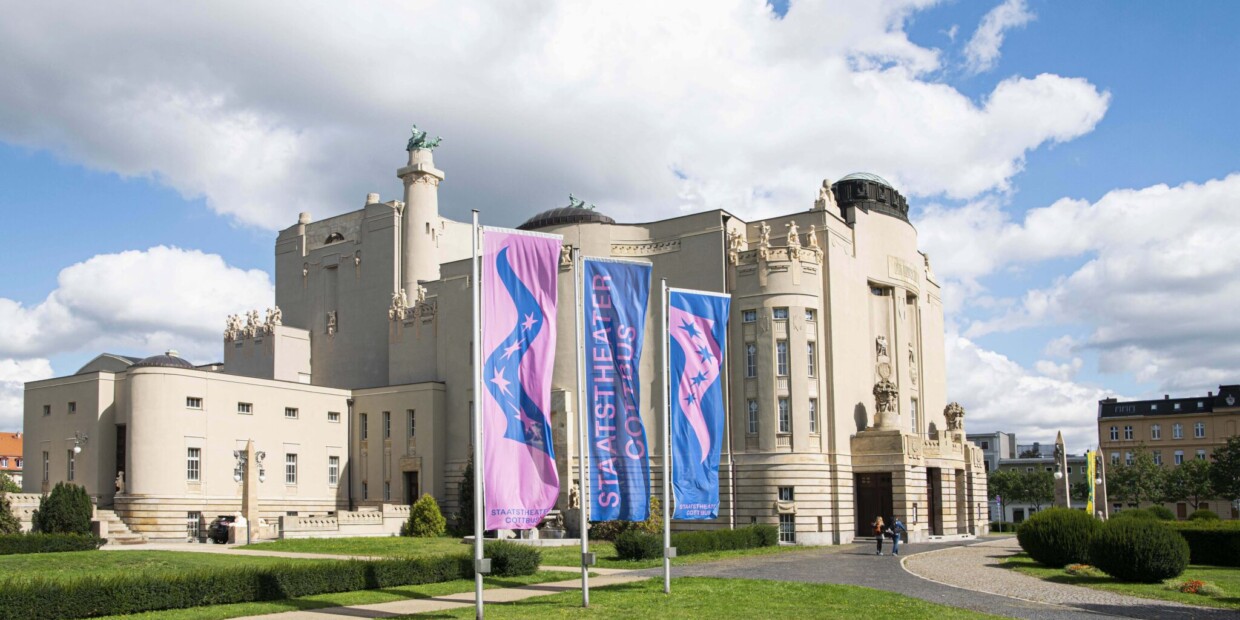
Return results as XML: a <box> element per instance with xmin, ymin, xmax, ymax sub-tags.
<box><xmin>67</xmin><ymin>431</ymin><xmax>89</xmax><ymax>454</ymax></box>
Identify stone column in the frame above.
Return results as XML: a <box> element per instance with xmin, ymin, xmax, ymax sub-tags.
<box><xmin>241</xmin><ymin>440</ymin><xmax>260</xmax><ymax>541</ymax></box>
<box><xmin>397</xmin><ymin>148</ymin><xmax>444</xmax><ymax>296</ymax></box>
<box><xmin>1053</xmin><ymin>431</ymin><xmax>1070</xmax><ymax>508</ymax></box>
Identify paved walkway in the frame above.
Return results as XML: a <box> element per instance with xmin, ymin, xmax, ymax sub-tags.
<box><xmin>904</xmin><ymin>537</ymin><xmax>1236</xmax><ymax>620</ymax></box>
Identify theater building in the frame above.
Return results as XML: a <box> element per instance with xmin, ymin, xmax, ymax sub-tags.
<box><xmin>23</xmin><ymin>134</ymin><xmax>987</xmax><ymax>542</ymax></box>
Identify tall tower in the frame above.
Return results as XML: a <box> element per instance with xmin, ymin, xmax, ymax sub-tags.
<box><xmin>397</xmin><ymin>128</ymin><xmax>445</xmax><ymax>295</ymax></box>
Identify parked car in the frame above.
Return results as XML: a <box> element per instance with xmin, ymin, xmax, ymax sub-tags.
<box><xmin>207</xmin><ymin>515</ymin><xmax>236</xmax><ymax>544</ymax></box>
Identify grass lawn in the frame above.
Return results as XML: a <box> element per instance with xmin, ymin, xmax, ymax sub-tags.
<box><xmin>0</xmin><ymin>550</ymin><xmax>332</xmax><ymax>583</ymax></box>
<box><xmin>415</xmin><ymin>577</ymin><xmax>1004</xmax><ymax>619</ymax></box>
<box><xmin>99</xmin><ymin>572</ymin><xmax>573</xmax><ymax>619</ymax></box>
<box><xmin>1004</xmin><ymin>553</ymin><xmax>1240</xmax><ymax>610</ymax></box>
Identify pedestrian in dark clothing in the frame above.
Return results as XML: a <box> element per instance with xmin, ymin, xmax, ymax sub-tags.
<box><xmin>891</xmin><ymin>518</ymin><xmax>908</xmax><ymax>555</ymax></box>
<box><xmin>873</xmin><ymin>516</ymin><xmax>885</xmax><ymax>555</ymax></box>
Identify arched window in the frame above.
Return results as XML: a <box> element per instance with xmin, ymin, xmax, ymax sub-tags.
<box><xmin>325</xmin><ymin>232</ymin><xmax>345</xmax><ymax>243</ymax></box>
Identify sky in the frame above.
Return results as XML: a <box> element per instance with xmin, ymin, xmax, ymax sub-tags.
<box><xmin>1</xmin><ymin>0</ymin><xmax>1237</xmax><ymax>452</ymax></box>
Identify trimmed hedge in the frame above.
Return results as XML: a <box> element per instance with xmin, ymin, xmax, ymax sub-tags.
<box><xmin>0</xmin><ymin>555</ymin><xmax>471</xmax><ymax>620</ymax></box>
<box><xmin>1168</xmin><ymin>521</ymin><xmax>1240</xmax><ymax>567</ymax></box>
<box><xmin>1111</xmin><ymin>508</ymin><xmax>1157</xmax><ymax>521</ymax></box>
<box><xmin>989</xmin><ymin>521</ymin><xmax>1017</xmax><ymax>533</ymax></box>
<box><xmin>1188</xmin><ymin>509</ymin><xmax>1219</xmax><ymax>521</ymax></box>
<box><xmin>1016</xmin><ymin>508</ymin><xmax>1101</xmax><ymax>568</ymax></box>
<box><xmin>1090</xmin><ymin>518</ymin><xmax>1189</xmax><ymax>583</ymax></box>
<box><xmin>1147</xmin><ymin>505</ymin><xmax>1176</xmax><ymax>521</ymax></box>
<box><xmin>483</xmin><ymin>540</ymin><xmax>540</xmax><ymax>577</ymax></box>
<box><xmin>0</xmin><ymin>534</ymin><xmax>106</xmax><ymax>555</ymax></box>
<box><xmin>614</xmin><ymin>525</ymin><xmax>779</xmax><ymax>561</ymax></box>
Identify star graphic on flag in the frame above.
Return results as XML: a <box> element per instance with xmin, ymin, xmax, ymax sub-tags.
<box><xmin>684</xmin><ymin>391</ymin><xmax>696</xmax><ymax>406</ymax></box>
<box><xmin>697</xmin><ymin>345</ymin><xmax>715</xmax><ymax>363</ymax></box>
<box><xmin>679</xmin><ymin>318</ymin><xmax>701</xmax><ymax>339</ymax></box>
<box><xmin>500</xmin><ymin>340</ymin><xmax>521</xmax><ymax>360</ymax></box>
<box><xmin>690</xmin><ymin>371</ymin><xmax>708</xmax><ymax>386</ymax></box>
<box><xmin>521</xmin><ymin>312</ymin><xmax>538</xmax><ymax>331</ymax></box>
<box><xmin>490</xmin><ymin>368</ymin><xmax>512</xmax><ymax>396</ymax></box>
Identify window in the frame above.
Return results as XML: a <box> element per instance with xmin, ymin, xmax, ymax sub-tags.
<box><xmin>1125</xmin><ymin>451</ymin><xmax>1133</xmax><ymax>465</ymax></box>
<box><xmin>14</xmin><ymin>458</ymin><xmax>19</xmax><ymax>468</ymax></box>
<box><xmin>778</xmin><ymin>398</ymin><xmax>790</xmax><ymax>433</ymax></box>
<box><xmin>1172</xmin><ymin>423</ymin><xmax>1182</xmax><ymax>439</ymax></box>
<box><xmin>68</xmin><ymin>401</ymin><xmax>76</xmax><ymax>414</ymax></box>
<box><xmin>67</xmin><ymin>450</ymin><xmax>75</xmax><ymax>482</ymax></box>
<box><xmin>1196</xmin><ymin>449</ymin><xmax>1207</xmax><ymax>460</ymax></box>
<box><xmin>186</xmin><ymin>397</ymin><xmax>202</xmax><ymax>409</ymax></box>
<box><xmin>779</xmin><ymin>514</ymin><xmax>796</xmax><ymax>543</ymax></box>
<box><xmin>1174</xmin><ymin>403</ymin><xmax>1181</xmax><ymax>410</ymax></box>
<box><xmin>773</xmin><ymin>307</ymin><xmax>789</xmax><ymax>320</ymax></box>
<box><xmin>361</xmin><ymin>413</ymin><xmax>369</xmax><ymax>440</ymax></box>
<box><xmin>806</xmin><ymin>342</ymin><xmax>816</xmax><ymax>377</ymax></box>
<box><xmin>0</xmin><ymin>458</ymin><xmax>6</xmax><ymax>467</ymax></box>
<box><xmin>980</xmin><ymin>441</ymin><xmax>990</xmax><ymax>450</ymax></box>
<box><xmin>747</xmin><ymin>400</ymin><xmax>759</xmax><ymax>434</ymax></box>
<box><xmin>1194</xmin><ymin>422</ymin><xmax>1205</xmax><ymax>438</ymax></box>
<box><xmin>42</xmin><ymin>451</ymin><xmax>48</xmax><ymax>483</ymax></box>
<box><xmin>408</xmin><ymin>410</ymin><xmax>416</xmax><ymax>438</ymax></box>
<box><xmin>384</xmin><ymin>481</ymin><xmax>391</xmax><ymax>501</ymax></box>
<box><xmin>361</xmin><ymin>481</ymin><xmax>368</xmax><ymax>499</ymax></box>
<box><xmin>776</xmin><ymin>340</ymin><xmax>788</xmax><ymax>376</ymax></box>
<box><xmin>187</xmin><ymin>512</ymin><xmax>202</xmax><ymax>540</ymax></box>
<box><xmin>1067</xmin><ymin>467</ymin><xmax>1073</xmax><ymax>474</ymax></box>
<box><xmin>328</xmin><ymin>456</ymin><xmax>340</xmax><ymax>486</ymax></box>
<box><xmin>1025</xmin><ymin>467</ymin><xmax>1032</xmax><ymax>472</ymax></box>
<box><xmin>285</xmin><ymin>454</ymin><xmax>298</xmax><ymax>485</ymax></box>
<box><xmin>742</xmin><ymin>310</ymin><xmax>757</xmax><ymax>323</ymax></box>
<box><xmin>745</xmin><ymin>344</ymin><xmax>758</xmax><ymax>378</ymax></box>
<box><xmin>285</xmin><ymin>407</ymin><xmax>299</xmax><ymax>419</ymax></box>
<box><xmin>809</xmin><ymin>398</ymin><xmax>818</xmax><ymax>434</ymax></box>
<box><xmin>1110</xmin><ymin>452</ymin><xmax>1119</xmax><ymax>465</ymax></box>
<box><xmin>1123</xmin><ymin>425</ymin><xmax>1133</xmax><ymax>440</ymax></box>
<box><xmin>42</xmin><ymin>404</ymin><xmax>50</xmax><ymax>416</ymax></box>
<box><xmin>1151</xmin><ymin>404</ymin><xmax>1158</xmax><ymax>411</ymax></box>
<box><xmin>328</xmin><ymin>411</ymin><xmax>340</xmax><ymax>423</ymax></box>
<box><xmin>805</xmin><ymin>309</ymin><xmax>816</xmax><ymax>322</ymax></box>
<box><xmin>1151</xmin><ymin>424</ymin><xmax>1161</xmax><ymax>440</ymax></box>
<box><xmin>1153</xmin><ymin>451</ymin><xmax>1162</xmax><ymax>465</ymax></box>
<box><xmin>383</xmin><ymin>411</ymin><xmax>391</xmax><ymax>439</ymax></box>
<box><xmin>1174</xmin><ymin>450</ymin><xmax>1184</xmax><ymax>465</ymax></box>
<box><xmin>1109</xmin><ymin>426</ymin><xmax>1118</xmax><ymax>441</ymax></box>
<box><xmin>910</xmin><ymin>398</ymin><xmax>919</xmax><ymax>434</ymax></box>
<box><xmin>870</xmin><ymin>286</ymin><xmax>888</xmax><ymax>296</ymax></box>
<box><xmin>186</xmin><ymin>448</ymin><xmax>201</xmax><ymax>481</ymax></box>
<box><xmin>1197</xmin><ymin>401</ymin><xmax>1204</xmax><ymax>408</ymax></box>
<box><xmin>778</xmin><ymin>487</ymin><xmax>794</xmax><ymax>501</ymax></box>
<box><xmin>237</xmin><ymin>402</ymin><xmax>253</xmax><ymax>415</ymax></box>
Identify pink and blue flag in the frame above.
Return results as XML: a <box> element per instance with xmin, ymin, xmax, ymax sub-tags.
<box><xmin>481</xmin><ymin>228</ymin><xmax>561</xmax><ymax>530</ymax></box>
<box><xmin>668</xmin><ymin>288</ymin><xmax>730</xmax><ymax>520</ymax></box>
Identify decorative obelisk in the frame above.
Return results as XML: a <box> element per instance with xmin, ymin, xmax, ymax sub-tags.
<box><xmin>241</xmin><ymin>439</ymin><xmax>260</xmax><ymax>543</ymax></box>
<box><xmin>1053</xmin><ymin>432</ymin><xmax>1070</xmax><ymax>508</ymax></box>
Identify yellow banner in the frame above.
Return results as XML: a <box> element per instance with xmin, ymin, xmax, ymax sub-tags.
<box><xmin>1086</xmin><ymin>450</ymin><xmax>1096</xmax><ymax>516</ymax></box>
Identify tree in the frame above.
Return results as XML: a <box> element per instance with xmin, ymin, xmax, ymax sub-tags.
<box><xmin>0</xmin><ymin>492</ymin><xmax>21</xmax><ymax>535</ymax></box>
<box><xmin>31</xmin><ymin>482</ymin><xmax>92</xmax><ymax>534</ymax></box>
<box><xmin>1070</xmin><ymin>481</ymin><xmax>1091</xmax><ymax>503</ymax></box>
<box><xmin>1162</xmin><ymin>458</ymin><xmax>1214</xmax><ymax>510</ymax></box>
<box><xmin>1209</xmin><ymin>436</ymin><xmax>1240</xmax><ymax>505</ymax></box>
<box><xmin>455</xmin><ymin>455</ymin><xmax>475</xmax><ymax>535</ymax></box>
<box><xmin>1020</xmin><ymin>470</ymin><xmax>1056</xmax><ymax>511</ymax></box>
<box><xmin>0</xmin><ymin>472</ymin><xmax>19</xmax><ymax>495</ymax></box>
<box><xmin>1109</xmin><ymin>446</ymin><xmax>1165</xmax><ymax>506</ymax></box>
<box><xmin>987</xmin><ymin>469</ymin><xmax>1022</xmax><ymax>520</ymax></box>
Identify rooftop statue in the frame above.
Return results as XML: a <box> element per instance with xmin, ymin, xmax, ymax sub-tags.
<box><xmin>406</xmin><ymin>124</ymin><xmax>443</xmax><ymax>151</ymax></box>
<box><xmin>567</xmin><ymin>193</ymin><xmax>595</xmax><ymax>210</ymax></box>
<box><xmin>816</xmin><ymin>179</ymin><xmax>837</xmax><ymax>211</ymax></box>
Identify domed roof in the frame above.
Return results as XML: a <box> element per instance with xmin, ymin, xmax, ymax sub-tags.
<box><xmin>518</xmin><ymin>205</ymin><xmax>615</xmax><ymax>231</ymax></box>
<box><xmin>837</xmin><ymin>172</ymin><xmax>894</xmax><ymax>188</ymax></box>
<box><xmin>131</xmin><ymin>350</ymin><xmax>195</xmax><ymax>370</ymax></box>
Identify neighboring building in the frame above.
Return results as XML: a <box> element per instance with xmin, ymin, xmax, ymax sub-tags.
<box><xmin>993</xmin><ymin>451</ymin><xmax>1089</xmax><ymax>523</ymax></box>
<box><xmin>966</xmin><ymin>431</ymin><xmax>1016</xmax><ymax>473</ymax></box>
<box><xmin>0</xmin><ymin>432</ymin><xmax>22</xmax><ymax>487</ymax></box>
<box><xmin>1098</xmin><ymin>386</ymin><xmax>1240</xmax><ymax>520</ymax></box>
<box><xmin>24</xmin><ymin>136</ymin><xmax>988</xmax><ymax>542</ymax></box>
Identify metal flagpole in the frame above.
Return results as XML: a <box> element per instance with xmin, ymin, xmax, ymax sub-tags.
<box><xmin>661</xmin><ymin>278</ymin><xmax>672</xmax><ymax>594</ymax></box>
<box><xmin>574</xmin><ymin>248</ymin><xmax>590</xmax><ymax>607</ymax></box>
<box><xmin>471</xmin><ymin>210</ymin><xmax>485</xmax><ymax>619</ymax></box>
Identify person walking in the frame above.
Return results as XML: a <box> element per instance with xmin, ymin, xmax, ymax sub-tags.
<box><xmin>873</xmin><ymin>516</ymin><xmax>885</xmax><ymax>555</ymax></box>
<box><xmin>890</xmin><ymin>517</ymin><xmax>907</xmax><ymax>555</ymax></box>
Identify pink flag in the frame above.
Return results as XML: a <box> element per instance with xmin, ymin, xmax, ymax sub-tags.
<box><xmin>481</xmin><ymin>229</ymin><xmax>561</xmax><ymax>530</ymax></box>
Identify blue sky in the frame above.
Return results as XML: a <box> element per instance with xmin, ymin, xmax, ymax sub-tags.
<box><xmin>1</xmin><ymin>0</ymin><xmax>1237</xmax><ymax>449</ymax></box>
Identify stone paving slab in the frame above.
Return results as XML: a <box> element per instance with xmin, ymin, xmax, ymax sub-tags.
<box><xmin>904</xmin><ymin>537</ymin><xmax>1237</xmax><ymax>620</ymax></box>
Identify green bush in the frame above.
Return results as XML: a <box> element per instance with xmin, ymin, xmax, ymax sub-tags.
<box><xmin>1111</xmin><ymin>508</ymin><xmax>1156</xmax><ymax>521</ymax></box>
<box><xmin>0</xmin><ymin>533</ymin><xmax>105</xmax><ymax>555</ymax></box>
<box><xmin>0</xmin><ymin>493</ymin><xmax>20</xmax><ymax>535</ymax></box>
<box><xmin>1016</xmin><ymin>508</ymin><xmax>1101</xmax><ymax>567</ymax></box>
<box><xmin>0</xmin><ymin>473</ymin><xmax>19</xmax><ymax>495</ymax></box>
<box><xmin>481</xmin><ymin>540</ymin><xmax>540</xmax><ymax>577</ymax></box>
<box><xmin>1188</xmin><ymin>509</ymin><xmax>1219</xmax><ymax>521</ymax></box>
<box><xmin>31</xmin><ymin>483</ymin><xmax>92</xmax><ymax>535</ymax></box>
<box><xmin>989</xmin><ymin>521</ymin><xmax>1017</xmax><ymax>533</ymax></box>
<box><xmin>614</xmin><ymin>530</ymin><xmax>661</xmax><ymax>560</ymax></box>
<box><xmin>1146</xmin><ymin>505</ymin><xmax>1176</xmax><ymax>521</ymax></box>
<box><xmin>589</xmin><ymin>496</ymin><xmax>663</xmax><ymax>541</ymax></box>
<box><xmin>1168</xmin><ymin>521</ymin><xmax>1240</xmax><ymax>567</ymax></box>
<box><xmin>0</xmin><ymin>555</ymin><xmax>470</xmax><ymax>619</ymax></box>
<box><xmin>1090</xmin><ymin>518</ymin><xmax>1189</xmax><ymax>582</ymax></box>
<box><xmin>401</xmin><ymin>494</ymin><xmax>447</xmax><ymax>537</ymax></box>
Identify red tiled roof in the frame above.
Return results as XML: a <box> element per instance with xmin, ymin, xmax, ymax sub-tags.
<box><xmin>0</xmin><ymin>433</ymin><xmax>22</xmax><ymax>471</ymax></box>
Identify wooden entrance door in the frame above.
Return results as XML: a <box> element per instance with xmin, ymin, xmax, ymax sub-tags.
<box><xmin>927</xmin><ymin>467</ymin><xmax>943</xmax><ymax>535</ymax></box>
<box><xmin>854</xmin><ymin>473</ymin><xmax>893</xmax><ymax>536</ymax></box>
<box><xmin>403</xmin><ymin>471</ymin><xmax>419</xmax><ymax>504</ymax></box>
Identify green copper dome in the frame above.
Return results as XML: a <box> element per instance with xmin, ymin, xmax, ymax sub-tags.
<box><xmin>838</xmin><ymin>172</ymin><xmax>893</xmax><ymax>188</ymax></box>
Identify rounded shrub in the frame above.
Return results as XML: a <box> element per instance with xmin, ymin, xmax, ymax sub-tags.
<box><xmin>483</xmin><ymin>540</ymin><xmax>540</xmax><ymax>576</ymax></box>
<box><xmin>614</xmin><ymin>530</ymin><xmax>661</xmax><ymax>561</ymax></box>
<box><xmin>1111</xmin><ymin>508</ymin><xmax>1155</xmax><ymax>521</ymax></box>
<box><xmin>401</xmin><ymin>494</ymin><xmax>446</xmax><ymax>537</ymax></box>
<box><xmin>1188</xmin><ymin>509</ymin><xmax>1219</xmax><ymax>521</ymax></box>
<box><xmin>31</xmin><ymin>483</ymin><xmax>92</xmax><ymax>534</ymax></box>
<box><xmin>1016</xmin><ymin>508</ymin><xmax>1101</xmax><ymax>567</ymax></box>
<box><xmin>1147</xmin><ymin>505</ymin><xmax>1176</xmax><ymax>521</ymax></box>
<box><xmin>1090</xmin><ymin>518</ymin><xmax>1189</xmax><ymax>582</ymax></box>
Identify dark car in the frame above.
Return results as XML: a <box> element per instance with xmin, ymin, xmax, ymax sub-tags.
<box><xmin>207</xmin><ymin>515</ymin><xmax>236</xmax><ymax>544</ymax></box>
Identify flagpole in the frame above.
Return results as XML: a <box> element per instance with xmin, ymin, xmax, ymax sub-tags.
<box><xmin>471</xmin><ymin>210</ymin><xmax>485</xmax><ymax>620</ymax></box>
<box><xmin>661</xmin><ymin>277</ymin><xmax>672</xmax><ymax>594</ymax></box>
<box><xmin>574</xmin><ymin>248</ymin><xmax>590</xmax><ymax>607</ymax></box>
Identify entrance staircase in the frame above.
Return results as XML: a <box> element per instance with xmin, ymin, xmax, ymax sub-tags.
<box><xmin>96</xmin><ymin>508</ymin><xmax>146</xmax><ymax>545</ymax></box>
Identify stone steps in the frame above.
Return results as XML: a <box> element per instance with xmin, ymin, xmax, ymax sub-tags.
<box><xmin>96</xmin><ymin>508</ymin><xmax>147</xmax><ymax>545</ymax></box>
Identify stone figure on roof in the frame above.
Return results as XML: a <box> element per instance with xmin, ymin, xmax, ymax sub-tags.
<box><xmin>816</xmin><ymin>179</ymin><xmax>837</xmax><ymax>211</ymax></box>
<box><xmin>406</xmin><ymin>124</ymin><xmax>442</xmax><ymax>151</ymax></box>
<box><xmin>759</xmin><ymin>222</ymin><xmax>771</xmax><ymax>248</ymax></box>
<box><xmin>785</xmin><ymin>221</ymin><xmax>801</xmax><ymax>249</ymax></box>
<box><xmin>807</xmin><ymin>224</ymin><xmax>820</xmax><ymax>251</ymax></box>
<box><xmin>875</xmin><ymin>335</ymin><xmax>889</xmax><ymax>359</ymax></box>
<box><xmin>244</xmin><ymin>310</ymin><xmax>260</xmax><ymax>338</ymax></box>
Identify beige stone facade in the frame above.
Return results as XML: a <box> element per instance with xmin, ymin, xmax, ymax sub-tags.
<box><xmin>23</xmin><ymin>143</ymin><xmax>987</xmax><ymax>542</ymax></box>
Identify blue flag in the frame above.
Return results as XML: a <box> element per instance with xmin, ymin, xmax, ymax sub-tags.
<box><xmin>668</xmin><ymin>288</ymin><xmax>730</xmax><ymax>520</ymax></box>
<box><xmin>585</xmin><ymin>258</ymin><xmax>652</xmax><ymax>522</ymax></box>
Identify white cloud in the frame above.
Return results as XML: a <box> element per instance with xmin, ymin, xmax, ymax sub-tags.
<box><xmin>0</xmin><ymin>359</ymin><xmax>53</xmax><ymax>432</ymax></box>
<box><xmin>0</xmin><ymin>246</ymin><xmax>273</xmax><ymax>364</ymax></box>
<box><xmin>0</xmin><ymin>0</ymin><xmax>1105</xmax><ymax>229</ymax></box>
<box><xmin>964</xmin><ymin>0</ymin><xmax>1035</xmax><ymax>74</ymax></box>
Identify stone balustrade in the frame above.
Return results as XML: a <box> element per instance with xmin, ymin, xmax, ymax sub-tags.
<box><xmin>278</xmin><ymin>504</ymin><xmax>408</xmax><ymax>539</ymax></box>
